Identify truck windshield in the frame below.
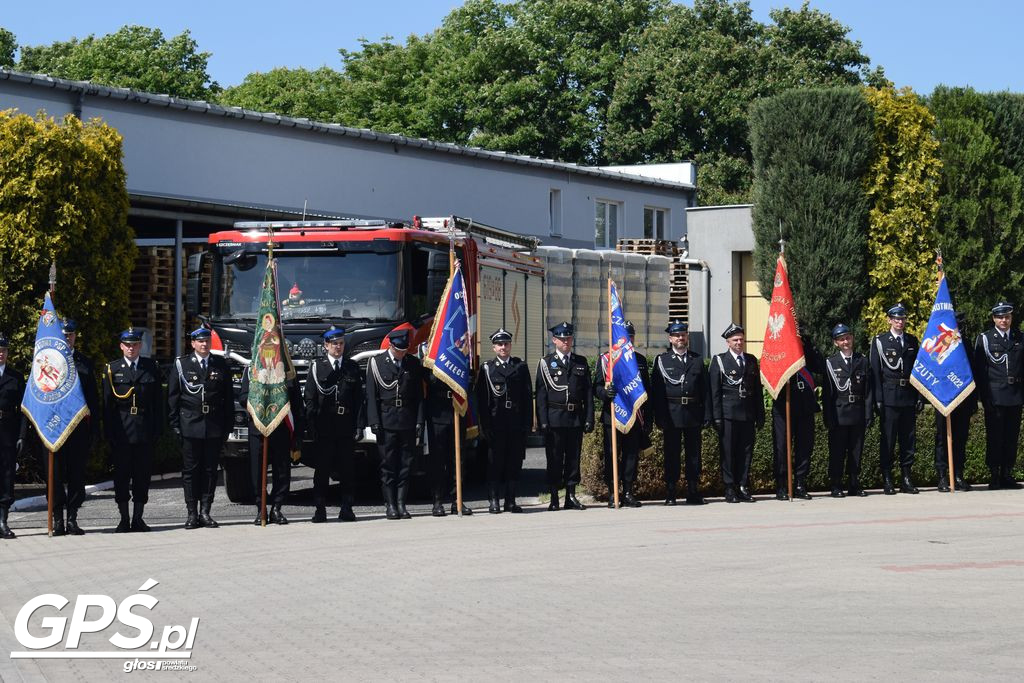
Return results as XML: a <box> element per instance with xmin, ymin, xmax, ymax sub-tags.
<box><xmin>213</xmin><ymin>251</ymin><xmax>404</xmax><ymax>322</ymax></box>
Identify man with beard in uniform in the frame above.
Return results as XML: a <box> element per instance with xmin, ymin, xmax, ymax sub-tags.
<box><xmin>366</xmin><ymin>329</ymin><xmax>424</xmax><ymax>520</ymax></box>
<box><xmin>770</xmin><ymin>335</ymin><xmax>824</xmax><ymax>500</ymax></box>
<box><xmin>475</xmin><ymin>328</ymin><xmax>533</xmax><ymax>513</ymax></box>
<box><xmin>103</xmin><ymin>327</ymin><xmax>163</xmax><ymax>532</ymax></box>
<box><xmin>168</xmin><ymin>325</ymin><xmax>234</xmax><ymax>529</ymax></box>
<box><xmin>0</xmin><ymin>333</ymin><xmax>26</xmax><ymax>539</ymax></box>
<box><xmin>709</xmin><ymin>323</ymin><xmax>764</xmax><ymax>503</ymax></box>
<box><xmin>422</xmin><ymin>341</ymin><xmax>473</xmax><ymax>518</ymax></box>
<box><xmin>821</xmin><ymin>324</ymin><xmax>874</xmax><ymax>497</ymax></box>
<box><xmin>535</xmin><ymin>322</ymin><xmax>593</xmax><ymax>511</ymax></box>
<box><xmin>869</xmin><ymin>303</ymin><xmax>922</xmax><ymax>495</ymax></box>
<box><xmin>974</xmin><ymin>301</ymin><xmax>1024</xmax><ymax>490</ymax></box>
<box><xmin>593</xmin><ymin>321</ymin><xmax>650</xmax><ymax>508</ymax></box>
<box><xmin>935</xmin><ymin>312</ymin><xmax>977</xmax><ymax>492</ymax></box>
<box><xmin>651</xmin><ymin>320</ymin><xmax>711</xmax><ymax>506</ymax></box>
<box><xmin>304</xmin><ymin>325</ymin><xmax>365</xmax><ymax>522</ymax></box>
<box><xmin>51</xmin><ymin>319</ymin><xmax>99</xmax><ymax>535</ymax></box>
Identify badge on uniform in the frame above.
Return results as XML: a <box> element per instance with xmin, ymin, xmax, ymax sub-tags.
<box><xmin>202</xmin><ymin>404</ymin><xmax>210</xmax><ymax>414</ymax></box>
<box><xmin>130</xmin><ymin>406</ymin><xmax>138</xmax><ymax>415</ymax></box>
<box><xmin>550</xmin><ymin>361</ymin><xmax>557</xmax><ymax>368</ymax></box>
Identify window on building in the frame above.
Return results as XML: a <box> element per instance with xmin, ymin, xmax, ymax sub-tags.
<box><xmin>644</xmin><ymin>207</ymin><xmax>668</xmax><ymax>240</ymax></box>
<box><xmin>595</xmin><ymin>200</ymin><xmax>619</xmax><ymax>249</ymax></box>
<box><xmin>549</xmin><ymin>189</ymin><xmax>562</xmax><ymax>237</ymax></box>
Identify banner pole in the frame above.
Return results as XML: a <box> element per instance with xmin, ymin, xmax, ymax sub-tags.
<box><xmin>786</xmin><ymin>383</ymin><xmax>794</xmax><ymax>501</ymax></box>
<box><xmin>47</xmin><ymin>450</ymin><xmax>54</xmax><ymax>537</ymax></box>
<box><xmin>607</xmin><ymin>278</ymin><xmax>620</xmax><ymax>509</ymax></box>
<box><xmin>261</xmin><ymin>435</ymin><xmax>268</xmax><ymax>527</ymax></box>
<box><xmin>946</xmin><ymin>414</ymin><xmax>955</xmax><ymax>493</ymax></box>
<box><xmin>448</xmin><ymin>237</ymin><xmax>464</xmax><ymax>517</ymax></box>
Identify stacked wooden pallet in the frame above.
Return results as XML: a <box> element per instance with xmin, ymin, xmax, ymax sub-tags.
<box><xmin>129</xmin><ymin>245</ymin><xmax>212</xmax><ymax>359</ymax></box>
<box><xmin>616</xmin><ymin>238</ymin><xmax>689</xmax><ymax>325</ymax></box>
<box><xmin>616</xmin><ymin>238</ymin><xmax>678</xmax><ymax>258</ymax></box>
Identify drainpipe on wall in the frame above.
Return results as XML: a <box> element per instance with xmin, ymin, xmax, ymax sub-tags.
<box><xmin>677</xmin><ymin>257</ymin><xmax>711</xmax><ymax>361</ymax></box>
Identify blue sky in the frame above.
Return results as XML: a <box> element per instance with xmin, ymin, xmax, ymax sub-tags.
<box><xmin>3</xmin><ymin>0</ymin><xmax>1021</xmax><ymax>94</ymax></box>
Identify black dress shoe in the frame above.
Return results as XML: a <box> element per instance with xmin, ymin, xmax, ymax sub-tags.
<box><xmin>989</xmin><ymin>474</ymin><xmax>1002</xmax><ymax>490</ymax></box>
<box><xmin>794</xmin><ymin>483</ymin><xmax>811</xmax><ymax>500</ymax></box>
<box><xmin>253</xmin><ymin>508</ymin><xmax>264</xmax><ymax>525</ymax></box>
<box><xmin>738</xmin><ymin>487</ymin><xmax>754</xmax><ymax>502</ymax></box>
<box><xmin>66</xmin><ymin>517</ymin><xmax>86</xmax><ymax>535</ymax></box>
<box><xmin>724</xmin><ymin>488</ymin><xmax>739</xmax><ymax>503</ymax></box>
<box><xmin>505</xmin><ymin>501</ymin><xmax>524</xmax><ymax>513</ymax></box>
<box><xmin>664</xmin><ymin>496</ymin><xmax>677</xmax><ymax>506</ymax></box>
<box><xmin>955</xmin><ymin>477</ymin><xmax>971</xmax><ymax>492</ymax></box>
<box><xmin>311</xmin><ymin>507</ymin><xmax>327</xmax><ymax>523</ymax></box>
<box><xmin>1001</xmin><ymin>475</ymin><xmax>1023</xmax><ymax>490</ymax></box>
<box><xmin>432</xmin><ymin>501</ymin><xmax>446</xmax><ymax>517</ymax></box>
<box><xmin>131</xmin><ymin>518</ymin><xmax>151</xmax><ymax>533</ymax></box>
<box><xmin>623</xmin><ymin>491</ymin><xmax>642</xmax><ymax>508</ymax></box>
<box><xmin>900</xmin><ymin>475</ymin><xmax>919</xmax><ymax>494</ymax></box>
<box><xmin>489</xmin><ymin>500</ymin><xmax>502</xmax><ymax>514</ymax></box>
<box><xmin>199</xmin><ymin>503</ymin><xmax>219</xmax><ymax>528</ymax></box>
<box><xmin>607</xmin><ymin>498</ymin><xmax>616</xmax><ymax>509</ymax></box>
<box><xmin>883</xmin><ymin>477</ymin><xmax>896</xmax><ymax>495</ymax></box>
<box><xmin>850</xmin><ymin>488</ymin><xmax>867</xmax><ymax>497</ymax></box>
<box><xmin>937</xmin><ymin>478</ymin><xmax>951</xmax><ymax>493</ymax></box>
<box><xmin>830</xmin><ymin>487</ymin><xmax>845</xmax><ymax>498</ymax></box>
<box><xmin>339</xmin><ymin>505</ymin><xmax>357</xmax><ymax>522</ymax></box>
<box><xmin>685</xmin><ymin>493</ymin><xmax>706</xmax><ymax>505</ymax></box>
<box><xmin>775</xmin><ymin>488</ymin><xmax>787</xmax><ymax>501</ymax></box>
<box><xmin>399</xmin><ymin>507</ymin><xmax>412</xmax><ymax>520</ymax></box>
<box><xmin>269</xmin><ymin>506</ymin><xmax>289</xmax><ymax>525</ymax></box>
<box><xmin>185</xmin><ymin>511</ymin><xmax>200</xmax><ymax>529</ymax></box>
<box><xmin>564</xmin><ymin>492</ymin><xmax>586</xmax><ymax>510</ymax></box>
<box><xmin>385</xmin><ymin>504</ymin><xmax>400</xmax><ymax>520</ymax></box>
<box><xmin>52</xmin><ymin>517</ymin><xmax>67</xmax><ymax>536</ymax></box>
<box><xmin>664</xmin><ymin>484</ymin><xmax>677</xmax><ymax>506</ymax></box>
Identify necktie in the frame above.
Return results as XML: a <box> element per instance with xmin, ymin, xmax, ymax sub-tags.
<box><xmin>334</xmin><ymin>359</ymin><xmax>341</xmax><ymax>372</ymax></box>
<box><xmin>737</xmin><ymin>354</ymin><xmax>744</xmax><ymax>370</ymax></box>
<box><xmin>201</xmin><ymin>358</ymin><xmax>207</xmax><ymax>372</ymax></box>
<box><xmin>898</xmin><ymin>336</ymin><xmax>904</xmax><ymax>350</ymax></box>
<box><xmin>845</xmin><ymin>355</ymin><xmax>851</xmax><ymax>367</ymax></box>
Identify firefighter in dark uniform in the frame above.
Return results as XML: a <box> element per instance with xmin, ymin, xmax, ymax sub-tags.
<box><xmin>651</xmin><ymin>320</ymin><xmax>711</xmax><ymax>505</ymax></box>
<box><xmin>0</xmin><ymin>333</ymin><xmax>26</xmax><ymax>539</ymax></box>
<box><xmin>421</xmin><ymin>342</ymin><xmax>473</xmax><ymax>517</ymax></box>
<box><xmin>593</xmin><ymin>321</ymin><xmax>650</xmax><ymax>508</ymax></box>
<box><xmin>974</xmin><ymin>301</ymin><xmax>1024</xmax><ymax>490</ymax></box>
<box><xmin>822</xmin><ymin>324</ymin><xmax>874</xmax><ymax>497</ymax></box>
<box><xmin>51</xmin><ymin>319</ymin><xmax>99</xmax><ymax>535</ymax></box>
<box><xmin>869</xmin><ymin>303</ymin><xmax>922</xmax><ymax>495</ymax></box>
<box><xmin>304</xmin><ymin>326</ymin><xmax>365</xmax><ymax>523</ymax></box>
<box><xmin>535</xmin><ymin>322</ymin><xmax>593</xmax><ymax>511</ymax></box>
<box><xmin>936</xmin><ymin>312</ymin><xmax>977</xmax><ymax>492</ymax></box>
<box><xmin>103</xmin><ymin>327</ymin><xmax>163</xmax><ymax>532</ymax></box>
<box><xmin>366</xmin><ymin>329</ymin><xmax>425</xmax><ymax>520</ymax></box>
<box><xmin>168</xmin><ymin>325</ymin><xmax>234</xmax><ymax>530</ymax></box>
<box><xmin>475</xmin><ymin>328</ymin><xmax>533</xmax><ymax>513</ymax></box>
<box><xmin>241</xmin><ymin>366</ymin><xmax>303</xmax><ymax>525</ymax></box>
<box><xmin>771</xmin><ymin>335</ymin><xmax>824</xmax><ymax>500</ymax></box>
<box><xmin>709</xmin><ymin>323</ymin><xmax>764</xmax><ymax>503</ymax></box>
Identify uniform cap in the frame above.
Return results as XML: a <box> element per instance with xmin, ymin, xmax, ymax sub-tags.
<box><xmin>189</xmin><ymin>324</ymin><xmax>212</xmax><ymax>340</ymax></box>
<box><xmin>119</xmin><ymin>326</ymin><xmax>142</xmax><ymax>343</ymax></box>
<box><xmin>490</xmin><ymin>328</ymin><xmax>512</xmax><ymax>343</ymax></box>
<box><xmin>624</xmin><ymin>320</ymin><xmax>636</xmax><ymax>337</ymax></box>
<box><xmin>831</xmin><ymin>323</ymin><xmax>852</xmax><ymax>339</ymax></box>
<box><xmin>886</xmin><ymin>303</ymin><xmax>908</xmax><ymax>319</ymax></box>
<box><xmin>0</xmin><ymin>333</ymin><xmax>7</xmax><ymax>348</ymax></box>
<box><xmin>549</xmin><ymin>322</ymin><xmax>574</xmax><ymax>338</ymax></box>
<box><xmin>991</xmin><ymin>301</ymin><xmax>1014</xmax><ymax>316</ymax></box>
<box><xmin>665</xmin><ymin>320</ymin><xmax>688</xmax><ymax>334</ymax></box>
<box><xmin>323</xmin><ymin>325</ymin><xmax>346</xmax><ymax>341</ymax></box>
<box><xmin>387</xmin><ymin>329</ymin><xmax>410</xmax><ymax>350</ymax></box>
<box><xmin>722</xmin><ymin>323</ymin><xmax>744</xmax><ymax>340</ymax></box>
<box><xmin>61</xmin><ymin>318</ymin><xmax>78</xmax><ymax>333</ymax></box>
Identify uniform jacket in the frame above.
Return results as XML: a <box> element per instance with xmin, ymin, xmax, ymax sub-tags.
<box><xmin>167</xmin><ymin>353</ymin><xmax>235</xmax><ymax>440</ymax></box>
<box><xmin>709</xmin><ymin>351</ymin><xmax>765</xmax><ymax>423</ymax></box>
<box><xmin>0</xmin><ymin>366</ymin><xmax>27</xmax><ymax>447</ymax></box>
<box><xmin>974</xmin><ymin>327</ymin><xmax>1024</xmax><ymax>407</ymax></box>
<box><xmin>365</xmin><ymin>351</ymin><xmax>425</xmax><ymax>431</ymax></box>
<box><xmin>771</xmin><ymin>340</ymin><xmax>824</xmax><ymax>416</ymax></box>
<box><xmin>475</xmin><ymin>356</ymin><xmax>533</xmax><ymax>435</ymax></box>
<box><xmin>72</xmin><ymin>350</ymin><xmax>100</xmax><ymax>442</ymax></box>
<box><xmin>821</xmin><ymin>351</ymin><xmax>874</xmax><ymax>428</ymax></box>
<box><xmin>103</xmin><ymin>357</ymin><xmax>163</xmax><ymax>445</ymax></box>
<box><xmin>535</xmin><ymin>351</ymin><xmax>593</xmax><ymax>429</ymax></box>
<box><xmin>303</xmin><ymin>355</ymin><xmax>365</xmax><ymax>436</ymax></box>
<box><xmin>649</xmin><ymin>348</ymin><xmax>711</xmax><ymax>429</ymax></box>
<box><xmin>592</xmin><ymin>351</ymin><xmax>651</xmax><ymax>429</ymax></box>
<box><xmin>869</xmin><ymin>331</ymin><xmax>920</xmax><ymax>408</ymax></box>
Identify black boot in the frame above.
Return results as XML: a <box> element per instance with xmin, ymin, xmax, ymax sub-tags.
<box><xmin>936</xmin><ymin>469</ymin><xmax>950</xmax><ymax>493</ymax></box>
<box><xmin>623</xmin><ymin>483</ymin><xmax>642</xmax><ymax>508</ymax></box>
<box><xmin>339</xmin><ymin>495</ymin><xmax>357</xmax><ymax>522</ymax></box>
<box><xmin>200</xmin><ymin>500</ymin><xmax>219</xmax><ymax>528</ymax></box>
<box><xmin>989</xmin><ymin>469</ymin><xmax>1002</xmax><ymax>490</ymax></box>
<box><xmin>115</xmin><ymin>502</ymin><xmax>131</xmax><ymax>533</ymax></box>
<box><xmin>269</xmin><ymin>504</ymin><xmax>289</xmax><ymax>525</ymax></box>
<box><xmin>131</xmin><ymin>503</ymin><xmax>151</xmax><ymax>532</ymax></box>
<box><xmin>450</xmin><ymin>501</ymin><xmax>473</xmax><ymax>515</ymax></box>
<box><xmin>311</xmin><ymin>499</ymin><xmax>327</xmax><ymax>523</ymax></box>
<box><xmin>738</xmin><ymin>485</ymin><xmax>755</xmax><ymax>502</ymax></box>
<box><xmin>775</xmin><ymin>486</ymin><xmax>788</xmax><ymax>501</ymax></box>
<box><xmin>900</xmin><ymin>467</ymin><xmax>919</xmax><ymax>494</ymax></box>
<box><xmin>432</xmin><ymin>492</ymin><xmax>446</xmax><ymax>517</ymax></box>
<box><xmin>830</xmin><ymin>483</ymin><xmax>846</xmax><ymax>498</ymax></box>
<box><xmin>664</xmin><ymin>482</ymin><xmax>677</xmax><ymax>506</ymax></box>
<box><xmin>724</xmin><ymin>487</ymin><xmax>739</xmax><ymax>503</ymax></box>
<box><xmin>1001</xmin><ymin>468</ymin><xmax>1022</xmax><ymax>489</ymax></box>
<box><xmin>66</xmin><ymin>508</ymin><xmax>85</xmax><ymax>536</ymax></box>
<box><xmin>794</xmin><ymin>480</ymin><xmax>811</xmax><ymax>500</ymax></box>
<box><xmin>185</xmin><ymin>501</ymin><xmax>200</xmax><ymax>529</ymax></box>
<box><xmin>384</xmin><ymin>485</ymin><xmax>400</xmax><ymax>520</ymax></box>
<box><xmin>488</xmin><ymin>485</ymin><xmax>502</xmax><ymax>514</ymax></box>
<box><xmin>955</xmin><ymin>475</ymin><xmax>971</xmax><ymax>492</ymax></box>
<box><xmin>684</xmin><ymin>481</ymin><xmax>704</xmax><ymax>505</ymax></box>
<box><xmin>396</xmin><ymin>485</ymin><xmax>412</xmax><ymax>519</ymax></box>
<box><xmin>548</xmin><ymin>488</ymin><xmax>561</xmax><ymax>511</ymax></box>
<box><xmin>0</xmin><ymin>507</ymin><xmax>14</xmax><ymax>539</ymax></box>
<box><xmin>606</xmin><ymin>486</ymin><xmax>617</xmax><ymax>508</ymax></box>
<box><xmin>564</xmin><ymin>486</ymin><xmax>585</xmax><ymax>510</ymax></box>
<box><xmin>504</xmin><ymin>482</ymin><xmax>523</xmax><ymax>513</ymax></box>
<box><xmin>52</xmin><ymin>506</ymin><xmax>66</xmax><ymax>536</ymax></box>
<box><xmin>849</xmin><ymin>478</ymin><xmax>868</xmax><ymax>497</ymax></box>
<box><xmin>253</xmin><ymin>505</ymin><xmax>265</xmax><ymax>525</ymax></box>
<box><xmin>883</xmin><ymin>474</ymin><xmax>896</xmax><ymax>495</ymax></box>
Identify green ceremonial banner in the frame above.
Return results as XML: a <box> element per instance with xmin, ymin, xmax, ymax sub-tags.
<box><xmin>246</xmin><ymin>259</ymin><xmax>295</xmax><ymax>436</ymax></box>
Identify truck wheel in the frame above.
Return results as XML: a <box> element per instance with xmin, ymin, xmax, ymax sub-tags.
<box><xmin>222</xmin><ymin>458</ymin><xmax>255</xmax><ymax>503</ymax></box>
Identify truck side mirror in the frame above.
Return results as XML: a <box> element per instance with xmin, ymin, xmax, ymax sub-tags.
<box><xmin>186</xmin><ymin>251</ymin><xmax>207</xmax><ymax>319</ymax></box>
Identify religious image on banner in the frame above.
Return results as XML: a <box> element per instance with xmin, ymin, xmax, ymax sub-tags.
<box><xmin>247</xmin><ymin>259</ymin><xmax>295</xmax><ymax>436</ymax></box>
<box><xmin>21</xmin><ymin>293</ymin><xmax>89</xmax><ymax>451</ymax></box>
<box><xmin>423</xmin><ymin>261</ymin><xmax>471</xmax><ymax>415</ymax></box>
<box><xmin>607</xmin><ymin>281</ymin><xmax>647</xmax><ymax>433</ymax></box>
<box><xmin>760</xmin><ymin>254</ymin><xmax>806</xmax><ymax>399</ymax></box>
<box><xmin>910</xmin><ymin>274</ymin><xmax>974</xmax><ymax>416</ymax></box>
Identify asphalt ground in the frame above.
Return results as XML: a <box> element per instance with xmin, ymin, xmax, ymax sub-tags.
<box><xmin>2</xmin><ymin>450</ymin><xmax>1024</xmax><ymax>681</ymax></box>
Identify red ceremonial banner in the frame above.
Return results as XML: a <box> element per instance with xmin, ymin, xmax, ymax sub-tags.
<box><xmin>760</xmin><ymin>255</ymin><xmax>806</xmax><ymax>399</ymax></box>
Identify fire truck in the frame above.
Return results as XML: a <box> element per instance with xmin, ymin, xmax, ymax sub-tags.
<box><xmin>185</xmin><ymin>216</ymin><xmax>671</xmax><ymax>502</ymax></box>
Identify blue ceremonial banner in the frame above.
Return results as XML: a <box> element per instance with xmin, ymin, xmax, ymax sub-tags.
<box><xmin>910</xmin><ymin>275</ymin><xmax>975</xmax><ymax>417</ymax></box>
<box><xmin>423</xmin><ymin>261</ymin><xmax>471</xmax><ymax>416</ymax></box>
<box><xmin>21</xmin><ymin>293</ymin><xmax>89</xmax><ymax>451</ymax></box>
<box><xmin>606</xmin><ymin>281</ymin><xmax>648</xmax><ymax>432</ymax></box>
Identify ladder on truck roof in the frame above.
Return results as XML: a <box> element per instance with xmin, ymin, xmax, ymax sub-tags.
<box><xmin>416</xmin><ymin>216</ymin><xmax>540</xmax><ymax>252</ymax></box>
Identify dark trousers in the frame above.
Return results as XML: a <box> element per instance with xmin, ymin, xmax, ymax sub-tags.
<box><xmin>112</xmin><ymin>442</ymin><xmax>154</xmax><ymax>505</ymax></box>
<box><xmin>378</xmin><ymin>428</ymin><xmax>415</xmax><ymax>494</ymax></box>
<box><xmin>428</xmin><ymin>421</ymin><xmax>456</xmax><ymax>496</ymax></box>
<box><xmin>52</xmin><ymin>426</ymin><xmax>89</xmax><ymax>510</ymax></box>
<box><xmin>663</xmin><ymin>426</ymin><xmax>702</xmax><ymax>486</ymax></box>
<box><xmin>879</xmin><ymin>405</ymin><xmax>916</xmax><ymax>473</ymax></box>
<box><xmin>984</xmin><ymin>405</ymin><xmax>1022</xmax><ymax>472</ymax></box>
<box><xmin>935</xmin><ymin>409</ymin><xmax>971</xmax><ymax>476</ymax></box>
<box><xmin>182</xmin><ymin>437</ymin><xmax>222</xmax><ymax>505</ymax></box>
<box><xmin>827</xmin><ymin>424</ymin><xmax>865</xmax><ymax>486</ymax></box>
<box><xmin>0</xmin><ymin>439</ymin><xmax>15</xmax><ymax>508</ymax></box>
<box><xmin>602</xmin><ymin>424</ymin><xmax>640</xmax><ymax>489</ymax></box>
<box><xmin>772</xmin><ymin>408</ymin><xmax>814</xmax><ymax>485</ymax></box>
<box><xmin>249</xmin><ymin>428</ymin><xmax>291</xmax><ymax>506</ymax></box>
<box><xmin>313</xmin><ymin>433</ymin><xmax>355</xmax><ymax>504</ymax></box>
<box><xmin>487</xmin><ymin>430</ymin><xmax>525</xmax><ymax>486</ymax></box>
<box><xmin>545</xmin><ymin>427</ymin><xmax>583</xmax><ymax>489</ymax></box>
<box><xmin>719</xmin><ymin>419</ymin><xmax>754</xmax><ymax>488</ymax></box>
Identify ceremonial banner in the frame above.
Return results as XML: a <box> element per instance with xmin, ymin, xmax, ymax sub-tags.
<box><xmin>760</xmin><ymin>254</ymin><xmax>806</xmax><ymax>399</ymax></box>
<box><xmin>606</xmin><ymin>281</ymin><xmax>647</xmax><ymax>433</ymax></box>
<box><xmin>247</xmin><ymin>259</ymin><xmax>295</xmax><ymax>436</ymax></box>
<box><xmin>21</xmin><ymin>293</ymin><xmax>89</xmax><ymax>451</ymax></box>
<box><xmin>910</xmin><ymin>275</ymin><xmax>974</xmax><ymax>416</ymax></box>
<box><xmin>423</xmin><ymin>261</ymin><xmax>471</xmax><ymax>416</ymax></box>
